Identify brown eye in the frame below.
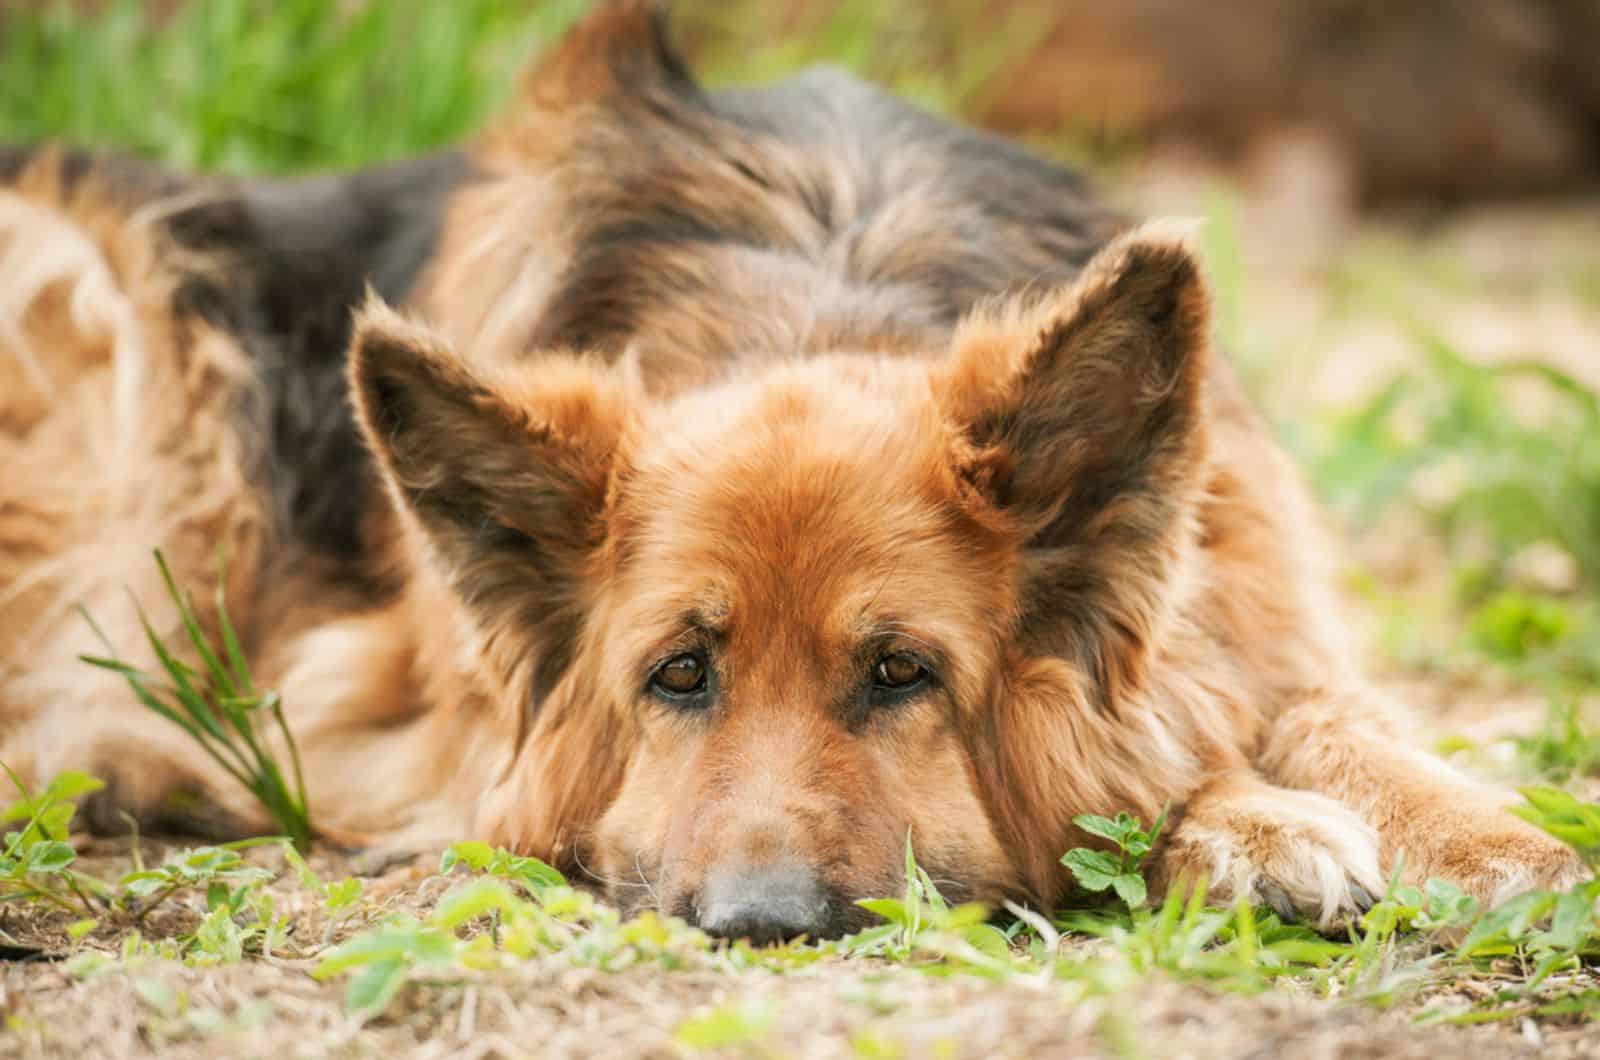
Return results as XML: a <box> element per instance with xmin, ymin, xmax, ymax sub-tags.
<box><xmin>874</xmin><ymin>653</ymin><xmax>927</xmax><ymax>692</ymax></box>
<box><xmin>651</xmin><ymin>653</ymin><xmax>708</xmax><ymax>698</ymax></box>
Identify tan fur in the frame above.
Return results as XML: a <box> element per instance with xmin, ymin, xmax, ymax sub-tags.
<box><xmin>0</xmin><ymin>153</ymin><xmax>267</xmax><ymax>828</ymax></box>
<box><xmin>0</xmin><ymin>5</ymin><xmax>1579</xmax><ymax>935</ymax></box>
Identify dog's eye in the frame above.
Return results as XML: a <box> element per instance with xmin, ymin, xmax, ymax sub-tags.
<box><xmin>650</xmin><ymin>653</ymin><xmax>708</xmax><ymax>698</ymax></box>
<box><xmin>873</xmin><ymin>653</ymin><xmax>928</xmax><ymax>692</ymax></box>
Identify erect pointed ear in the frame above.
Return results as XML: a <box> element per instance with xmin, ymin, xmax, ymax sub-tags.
<box><xmin>511</xmin><ymin>0</ymin><xmax>694</xmax><ymax>113</ymax></box>
<box><xmin>933</xmin><ymin>222</ymin><xmax>1212</xmax><ymax>709</ymax></box>
<box><xmin>348</xmin><ymin>298</ymin><xmax>632</xmax><ymax>706</ymax></box>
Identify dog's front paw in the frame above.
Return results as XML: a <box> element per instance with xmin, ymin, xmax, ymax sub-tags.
<box><xmin>1397</xmin><ymin>811</ymin><xmax>1585</xmax><ymax>908</ymax></box>
<box><xmin>1156</xmin><ymin>777</ymin><xmax>1385</xmax><ymax>932</ymax></box>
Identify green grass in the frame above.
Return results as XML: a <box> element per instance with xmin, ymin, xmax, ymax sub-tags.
<box><xmin>1</xmin><ymin>764</ymin><xmax>289</xmax><ymax>961</ymax></box>
<box><xmin>0</xmin><ymin>0</ymin><xmax>586</xmax><ymax>173</ymax></box>
<box><xmin>307</xmin><ymin>788</ymin><xmax>1600</xmax><ymax>1025</ymax></box>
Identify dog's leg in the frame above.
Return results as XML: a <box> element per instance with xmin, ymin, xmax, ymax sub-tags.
<box><xmin>1153</xmin><ymin>768</ymin><xmax>1385</xmax><ymax>930</ymax></box>
<box><xmin>1257</xmin><ymin>691</ymin><xmax>1584</xmax><ymax>905</ymax></box>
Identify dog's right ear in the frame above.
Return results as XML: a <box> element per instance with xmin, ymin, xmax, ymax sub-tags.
<box><xmin>349</xmin><ymin>298</ymin><xmax>632</xmax><ymax>706</ymax></box>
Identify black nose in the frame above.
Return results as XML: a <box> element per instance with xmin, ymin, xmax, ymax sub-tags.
<box><xmin>695</xmin><ymin>864</ymin><xmax>829</xmax><ymax>945</ymax></box>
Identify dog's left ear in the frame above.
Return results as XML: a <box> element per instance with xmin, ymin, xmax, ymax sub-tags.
<box><xmin>934</xmin><ymin>223</ymin><xmax>1212</xmax><ymax>709</ymax></box>
<box><xmin>348</xmin><ymin>298</ymin><xmax>632</xmax><ymax>709</ymax></box>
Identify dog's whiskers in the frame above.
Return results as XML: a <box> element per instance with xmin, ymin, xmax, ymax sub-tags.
<box><xmin>632</xmin><ymin>852</ymin><xmax>661</xmax><ymax>907</ymax></box>
<box><xmin>570</xmin><ymin>845</ymin><xmax>654</xmax><ymax>895</ymax></box>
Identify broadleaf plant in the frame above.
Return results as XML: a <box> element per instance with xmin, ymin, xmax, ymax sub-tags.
<box><xmin>1062</xmin><ymin>808</ymin><xmax>1168</xmax><ymax>909</ymax></box>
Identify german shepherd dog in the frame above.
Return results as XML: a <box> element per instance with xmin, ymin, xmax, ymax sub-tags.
<box><xmin>0</xmin><ymin>2</ymin><xmax>1580</xmax><ymax>942</ymax></box>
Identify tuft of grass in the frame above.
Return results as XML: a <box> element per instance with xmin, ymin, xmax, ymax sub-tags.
<box><xmin>850</xmin><ymin>835</ymin><xmax>1014</xmax><ymax>972</ymax></box>
<box><xmin>78</xmin><ymin>552</ymin><xmax>312</xmax><ymax>852</ymax></box>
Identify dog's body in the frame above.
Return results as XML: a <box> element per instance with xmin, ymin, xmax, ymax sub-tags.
<box><xmin>0</xmin><ymin>3</ymin><xmax>1578</xmax><ymax>939</ymax></box>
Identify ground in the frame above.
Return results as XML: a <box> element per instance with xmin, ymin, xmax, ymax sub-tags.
<box><xmin>3</xmin><ymin>4</ymin><xmax>1599</xmax><ymax>1058</ymax></box>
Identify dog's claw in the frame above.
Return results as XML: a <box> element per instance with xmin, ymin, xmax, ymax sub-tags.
<box><xmin>1349</xmin><ymin>881</ymin><xmax>1377</xmax><ymax>914</ymax></box>
<box><xmin>1254</xmin><ymin>879</ymin><xmax>1299</xmax><ymax>923</ymax></box>
<box><xmin>1253</xmin><ymin>875</ymin><xmax>1375</xmax><ymax>927</ymax></box>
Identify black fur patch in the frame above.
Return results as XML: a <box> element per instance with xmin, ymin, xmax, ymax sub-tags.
<box><xmin>230</xmin><ymin>153</ymin><xmax>473</xmax><ymax>562</ymax></box>
<box><xmin>161</xmin><ymin>153</ymin><xmax>474</xmax><ymax>567</ymax></box>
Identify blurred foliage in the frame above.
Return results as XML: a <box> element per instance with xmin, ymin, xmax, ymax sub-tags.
<box><xmin>0</xmin><ymin>0</ymin><xmax>587</xmax><ymax>172</ymax></box>
<box><xmin>1308</xmin><ymin>336</ymin><xmax>1600</xmax><ymax>692</ymax></box>
<box><xmin>1517</xmin><ymin>700</ymin><xmax>1600</xmax><ymax>783</ymax></box>
<box><xmin>0</xmin><ymin>0</ymin><xmax>1126</xmax><ymax>174</ymax></box>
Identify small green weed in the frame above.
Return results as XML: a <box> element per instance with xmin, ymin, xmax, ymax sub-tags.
<box><xmin>1</xmin><ymin>763</ymin><xmax>294</xmax><ymax>960</ymax></box>
<box><xmin>1</xmin><ymin>767</ymin><xmax>110</xmax><ymax>920</ymax></box>
<box><xmin>439</xmin><ymin>839</ymin><xmax>567</xmax><ymax>891</ymax></box>
<box><xmin>1061</xmin><ymin>808</ymin><xmax>1167</xmax><ymax>909</ymax></box>
<box><xmin>284</xmin><ymin>844</ymin><xmax>362</xmax><ymax>917</ymax></box>
<box><xmin>850</xmin><ymin>835</ymin><xmax>1014</xmax><ymax>974</ymax></box>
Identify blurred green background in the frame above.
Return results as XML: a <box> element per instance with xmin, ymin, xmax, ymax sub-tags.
<box><xmin>2</xmin><ymin>0</ymin><xmax>1598</xmax><ymax>776</ymax></box>
<box><xmin>4</xmin><ymin>0</ymin><xmax>1598</xmax><ymax>200</ymax></box>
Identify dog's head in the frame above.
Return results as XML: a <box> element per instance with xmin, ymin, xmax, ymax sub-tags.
<box><xmin>349</xmin><ymin>222</ymin><xmax>1212</xmax><ymax>942</ymax></box>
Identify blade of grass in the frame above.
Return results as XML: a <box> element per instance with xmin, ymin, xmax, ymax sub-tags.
<box><xmin>155</xmin><ymin>551</ymin><xmax>236</xmax><ymax>701</ymax></box>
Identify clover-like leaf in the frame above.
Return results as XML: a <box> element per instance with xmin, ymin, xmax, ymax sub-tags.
<box><xmin>1061</xmin><ymin>848</ymin><xmax>1120</xmax><ymax>892</ymax></box>
<box><xmin>1110</xmin><ymin>872</ymin><xmax>1148</xmax><ymax>909</ymax></box>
